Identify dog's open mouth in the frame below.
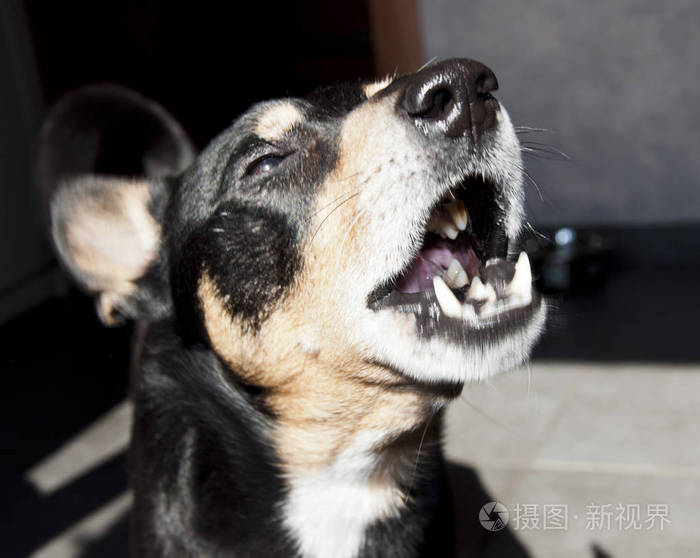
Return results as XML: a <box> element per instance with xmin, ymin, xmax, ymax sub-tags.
<box><xmin>368</xmin><ymin>175</ymin><xmax>539</xmax><ymax>336</ymax></box>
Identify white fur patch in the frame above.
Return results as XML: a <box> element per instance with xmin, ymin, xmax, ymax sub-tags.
<box><xmin>254</xmin><ymin>101</ymin><xmax>303</xmax><ymax>141</ymax></box>
<box><xmin>282</xmin><ymin>431</ymin><xmax>403</xmax><ymax>558</ymax></box>
<box><xmin>360</xmin><ymin>301</ymin><xmax>547</xmax><ymax>385</ymax></box>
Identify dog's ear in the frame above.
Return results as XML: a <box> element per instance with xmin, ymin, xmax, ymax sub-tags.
<box><xmin>50</xmin><ymin>176</ymin><xmax>169</xmax><ymax>324</ymax></box>
<box><xmin>40</xmin><ymin>84</ymin><xmax>196</xmax><ymax>325</ymax></box>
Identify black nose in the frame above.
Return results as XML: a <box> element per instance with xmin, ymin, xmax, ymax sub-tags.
<box><xmin>403</xmin><ymin>58</ymin><xmax>499</xmax><ymax>143</ymax></box>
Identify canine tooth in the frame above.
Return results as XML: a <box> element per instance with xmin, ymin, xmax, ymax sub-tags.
<box><xmin>445</xmin><ymin>200</ymin><xmax>469</xmax><ymax>231</ymax></box>
<box><xmin>467</xmin><ymin>277</ymin><xmax>496</xmax><ymax>302</ymax></box>
<box><xmin>445</xmin><ymin>259</ymin><xmax>469</xmax><ymax>288</ymax></box>
<box><xmin>433</xmin><ymin>276</ymin><xmax>462</xmax><ymax>318</ymax></box>
<box><xmin>443</xmin><ymin>222</ymin><xmax>459</xmax><ymax>240</ymax></box>
<box><xmin>427</xmin><ymin>214</ymin><xmax>458</xmax><ymax>239</ymax></box>
<box><xmin>507</xmin><ymin>251</ymin><xmax>533</xmax><ymax>301</ymax></box>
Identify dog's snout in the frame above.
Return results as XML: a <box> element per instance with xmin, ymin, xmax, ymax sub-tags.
<box><xmin>403</xmin><ymin>58</ymin><xmax>499</xmax><ymax>142</ymax></box>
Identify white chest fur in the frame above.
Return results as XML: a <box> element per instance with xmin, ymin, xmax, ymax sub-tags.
<box><xmin>282</xmin><ymin>432</ymin><xmax>404</xmax><ymax>558</ymax></box>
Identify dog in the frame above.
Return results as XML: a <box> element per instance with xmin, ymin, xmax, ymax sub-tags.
<box><xmin>41</xmin><ymin>59</ymin><xmax>546</xmax><ymax>557</ymax></box>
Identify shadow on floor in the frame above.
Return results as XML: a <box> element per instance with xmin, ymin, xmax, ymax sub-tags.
<box><xmin>6</xmin><ymin>458</ymin><xmax>533</xmax><ymax>558</ymax></box>
<box><xmin>5</xmin><ymin>452</ymin><xmax>128</xmax><ymax>557</ymax></box>
<box><xmin>1</xmin><ymin>291</ymin><xmax>130</xmax><ymax>558</ymax></box>
<box><xmin>447</xmin><ymin>463</ymin><xmax>532</xmax><ymax>558</ymax></box>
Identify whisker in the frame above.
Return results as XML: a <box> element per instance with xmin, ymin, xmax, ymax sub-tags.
<box><xmin>335</xmin><ymin>207</ymin><xmax>366</xmax><ymax>265</ymax></box>
<box><xmin>514</xmin><ymin>125</ymin><xmax>551</xmax><ymax>134</ymax></box>
<box><xmin>417</xmin><ymin>57</ymin><xmax>438</xmax><ymax>72</ymax></box>
<box><xmin>308</xmin><ymin>166</ymin><xmax>374</xmax><ymax>218</ymax></box>
<box><xmin>310</xmin><ymin>188</ymin><xmax>361</xmax><ymax>218</ymax></box>
<box><xmin>520</xmin><ymin>142</ymin><xmax>570</xmax><ymax>161</ymax></box>
<box><xmin>524</xmin><ymin>221</ymin><xmax>551</xmax><ymax>243</ymax></box>
<box><xmin>403</xmin><ymin>414</ymin><xmax>433</xmax><ymax>505</ymax></box>
<box><xmin>309</xmin><ymin>191</ymin><xmax>361</xmax><ymax>245</ymax></box>
<box><xmin>459</xmin><ymin>394</ymin><xmax>519</xmax><ymax>436</ymax></box>
<box><xmin>522</xmin><ymin>169</ymin><xmax>545</xmax><ymax>202</ymax></box>
<box><xmin>309</xmin><ymin>162</ymin><xmax>384</xmax><ymax>244</ymax></box>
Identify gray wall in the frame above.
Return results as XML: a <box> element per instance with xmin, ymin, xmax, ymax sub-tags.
<box><xmin>421</xmin><ymin>0</ymin><xmax>700</xmax><ymax>225</ymax></box>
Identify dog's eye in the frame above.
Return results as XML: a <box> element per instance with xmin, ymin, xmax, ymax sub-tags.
<box><xmin>246</xmin><ymin>154</ymin><xmax>285</xmax><ymax>177</ymax></box>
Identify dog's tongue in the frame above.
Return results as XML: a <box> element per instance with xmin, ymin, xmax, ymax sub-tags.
<box><xmin>396</xmin><ymin>240</ymin><xmax>480</xmax><ymax>293</ymax></box>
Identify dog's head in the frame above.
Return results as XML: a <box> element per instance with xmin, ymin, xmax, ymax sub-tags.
<box><xmin>46</xmin><ymin>59</ymin><xmax>545</xmax><ymax>470</ymax></box>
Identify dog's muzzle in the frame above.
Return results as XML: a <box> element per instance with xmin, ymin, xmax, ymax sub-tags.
<box><xmin>367</xmin><ymin>59</ymin><xmax>541</xmax><ymax>345</ymax></box>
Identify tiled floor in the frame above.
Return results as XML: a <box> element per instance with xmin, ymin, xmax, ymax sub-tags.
<box><xmin>446</xmin><ymin>362</ymin><xmax>700</xmax><ymax>558</ymax></box>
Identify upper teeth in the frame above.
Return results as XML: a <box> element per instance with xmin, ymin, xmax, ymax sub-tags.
<box><xmin>445</xmin><ymin>199</ymin><xmax>469</xmax><ymax>231</ymax></box>
<box><xmin>433</xmin><ymin>252</ymin><xmax>533</xmax><ymax>322</ymax></box>
<box><xmin>427</xmin><ymin>199</ymin><xmax>469</xmax><ymax>239</ymax></box>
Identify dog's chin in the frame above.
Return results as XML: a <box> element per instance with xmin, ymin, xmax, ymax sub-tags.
<box><xmin>360</xmin><ymin>294</ymin><xmax>546</xmax><ymax>387</ymax></box>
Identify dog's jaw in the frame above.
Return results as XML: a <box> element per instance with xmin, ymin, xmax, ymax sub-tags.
<box><xmin>360</xmin><ymin>298</ymin><xmax>547</xmax><ymax>384</ymax></box>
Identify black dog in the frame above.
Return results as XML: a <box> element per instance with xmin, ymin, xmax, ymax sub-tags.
<box><xmin>41</xmin><ymin>59</ymin><xmax>545</xmax><ymax>557</ymax></box>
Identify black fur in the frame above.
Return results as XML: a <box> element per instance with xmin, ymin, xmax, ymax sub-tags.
<box><xmin>130</xmin><ymin>324</ymin><xmax>297</xmax><ymax>557</ymax></box>
<box><xmin>175</xmin><ymin>202</ymin><xmax>301</xmax><ymax>333</ymax></box>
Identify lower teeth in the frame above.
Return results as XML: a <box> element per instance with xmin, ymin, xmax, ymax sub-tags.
<box><xmin>432</xmin><ymin>252</ymin><xmax>533</xmax><ymax>322</ymax></box>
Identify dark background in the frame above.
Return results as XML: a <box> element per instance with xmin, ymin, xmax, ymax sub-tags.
<box><xmin>27</xmin><ymin>0</ymin><xmax>374</xmax><ymax>148</ymax></box>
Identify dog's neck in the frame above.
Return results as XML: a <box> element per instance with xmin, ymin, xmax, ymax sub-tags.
<box><xmin>280</xmin><ymin>417</ymin><xmax>445</xmax><ymax>558</ymax></box>
<box><xmin>132</xmin><ymin>324</ymin><xmax>453</xmax><ymax>557</ymax></box>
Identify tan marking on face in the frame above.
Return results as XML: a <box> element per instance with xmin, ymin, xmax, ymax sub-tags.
<box><xmin>254</xmin><ymin>101</ymin><xmax>303</xmax><ymax>142</ymax></box>
<box><xmin>301</xmin><ymin>92</ymin><xmax>402</xmax><ymax>270</ymax></box>
<box><xmin>199</xmin><ymin>259</ymin><xmax>433</xmax><ymax>476</ymax></box>
<box><xmin>362</xmin><ymin>75</ymin><xmax>394</xmax><ymax>98</ymax></box>
<box><xmin>198</xmin><ymin>93</ymin><xmax>438</xmax><ymax>478</ymax></box>
<box><xmin>66</xmin><ymin>179</ymin><xmax>160</xmax><ymax>293</ymax></box>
